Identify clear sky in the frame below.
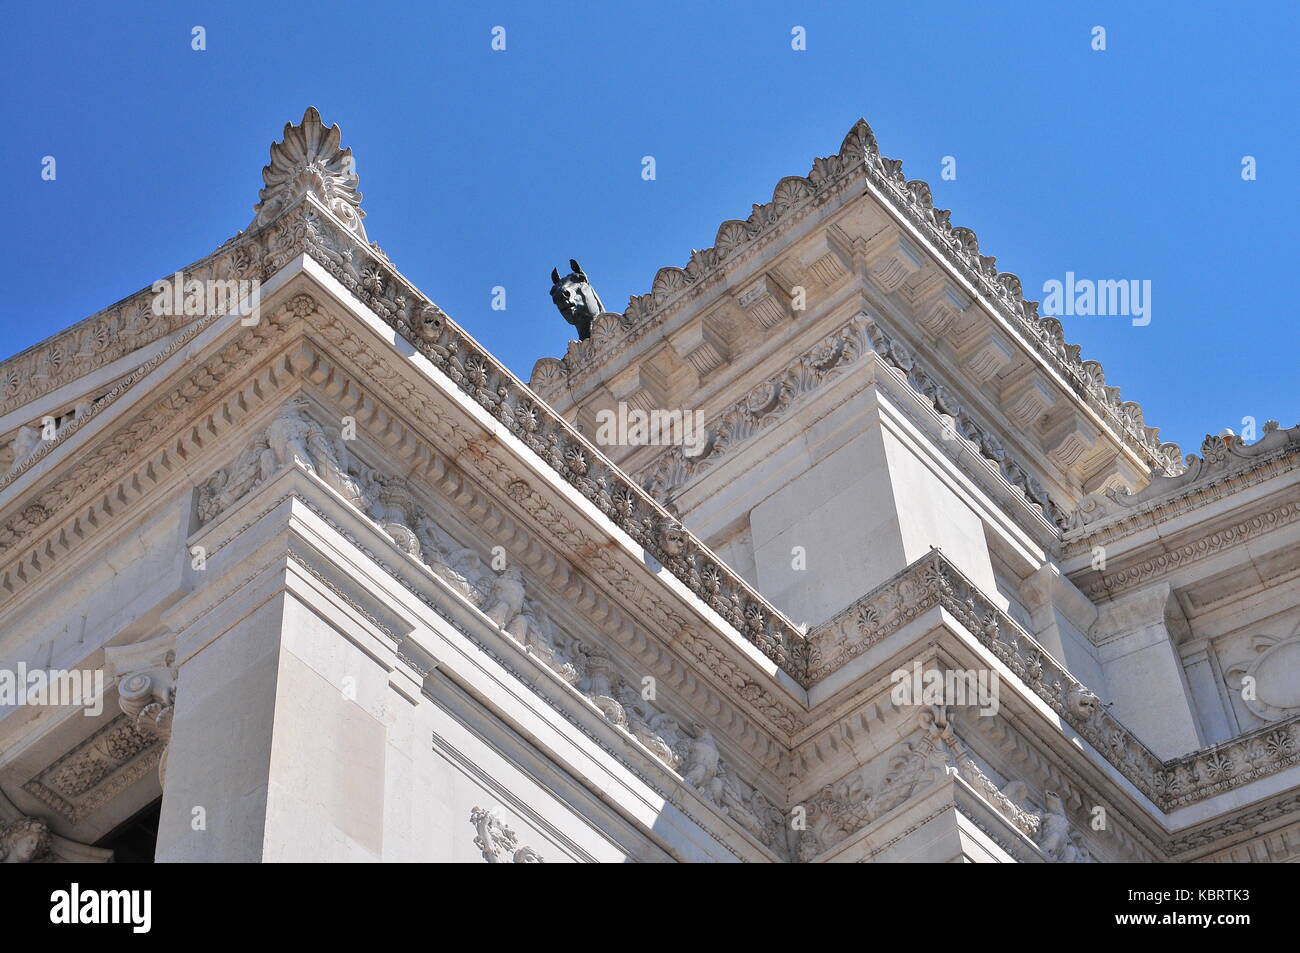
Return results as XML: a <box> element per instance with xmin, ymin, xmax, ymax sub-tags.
<box><xmin>2</xmin><ymin>1</ymin><xmax>1295</xmax><ymax>458</ymax></box>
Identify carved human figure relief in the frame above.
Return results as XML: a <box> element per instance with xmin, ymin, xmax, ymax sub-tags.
<box><xmin>520</xmin><ymin>607</ymin><xmax>580</xmax><ymax>686</ymax></box>
<box><xmin>1035</xmin><ymin>792</ymin><xmax>1093</xmax><ymax>862</ymax></box>
<box><xmin>365</xmin><ymin>472</ymin><xmax>423</xmax><ymax>557</ymax></box>
<box><xmin>469</xmin><ymin>807</ymin><xmax>545</xmax><ymax>863</ymax></box>
<box><xmin>0</xmin><ymin>817</ymin><xmax>54</xmax><ymax>863</ymax></box>
<box><xmin>197</xmin><ymin>399</ymin><xmax>374</xmax><ymax>525</ymax></box>
<box><xmin>799</xmin><ymin>706</ymin><xmax>962</xmax><ymax>860</ymax></box>
<box><xmin>265</xmin><ymin>402</ymin><xmax>316</xmax><ymax>472</ymax></box>
<box><xmin>6</xmin><ymin>425</ymin><xmax>43</xmax><ymax>475</ymax></box>
<box><xmin>580</xmin><ymin>653</ymin><xmax>627</xmax><ymax>728</ymax></box>
<box><xmin>483</xmin><ymin>566</ymin><xmax>527</xmax><ymax>631</ymax></box>
<box><xmin>414</xmin><ymin>515</ymin><xmax>491</xmax><ymax>603</ymax></box>
<box><xmin>680</xmin><ymin>725</ymin><xmax>726</xmax><ymax>805</ymax></box>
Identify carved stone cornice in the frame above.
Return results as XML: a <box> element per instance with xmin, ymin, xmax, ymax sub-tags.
<box><xmin>189</xmin><ymin>470</ymin><xmax>791</xmax><ymax>859</ymax></box>
<box><xmin>0</xmin><ymin>301</ymin><xmax>302</xmax><ymax>600</ymax></box>
<box><xmin>807</xmin><ymin>549</ymin><xmax>1300</xmax><ymax>813</ymax></box>
<box><xmin>238</xmin><ymin>196</ymin><xmax>812</xmax><ymax>684</ymax></box>
<box><xmin>1167</xmin><ymin>790</ymin><xmax>1300</xmax><ymax>858</ymax></box>
<box><xmin>1159</xmin><ymin>716</ymin><xmax>1300</xmax><ymax>810</ymax></box>
<box><xmin>1065</xmin><ymin>423</ymin><xmax>1300</xmax><ymax>545</ymax></box>
<box><xmin>1075</xmin><ymin>496</ymin><xmax>1300</xmax><ymax>601</ymax></box>
<box><xmin>529</xmin><ymin>118</ymin><xmax>1180</xmax><ymax>476</ymax></box>
<box><xmin>1</xmin><ymin>283</ymin><xmax>799</xmax><ymax>777</ymax></box>
<box><xmin>636</xmin><ymin>312</ymin><xmax>1066</xmax><ymax>554</ymax></box>
<box><xmin>0</xmin><ymin>310</ymin><xmax>223</xmax><ymax>496</ymax></box>
<box><xmin>0</xmin><ymin>239</ymin><xmax>264</xmax><ymax>429</ymax></box>
<box><xmin>281</xmin><ymin>315</ymin><xmax>807</xmax><ymax>745</ymax></box>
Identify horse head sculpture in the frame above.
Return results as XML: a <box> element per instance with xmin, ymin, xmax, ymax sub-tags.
<box><xmin>549</xmin><ymin>259</ymin><xmax>604</xmax><ymax>341</ymax></box>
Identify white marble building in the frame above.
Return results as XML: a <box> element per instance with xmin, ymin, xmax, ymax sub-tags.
<box><xmin>1</xmin><ymin>108</ymin><xmax>1296</xmax><ymax>863</ymax></box>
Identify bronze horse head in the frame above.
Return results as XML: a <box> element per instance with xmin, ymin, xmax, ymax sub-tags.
<box><xmin>549</xmin><ymin>259</ymin><xmax>604</xmax><ymax>341</ymax></box>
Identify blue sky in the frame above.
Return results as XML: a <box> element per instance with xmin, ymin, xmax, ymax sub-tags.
<box><xmin>2</xmin><ymin>1</ymin><xmax>1295</xmax><ymax>457</ymax></box>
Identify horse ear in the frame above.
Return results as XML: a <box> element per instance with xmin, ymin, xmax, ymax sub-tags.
<box><xmin>569</xmin><ymin>259</ymin><xmax>582</xmax><ymax>273</ymax></box>
<box><xmin>551</xmin><ymin>268</ymin><xmax>560</xmax><ymax>284</ymax></box>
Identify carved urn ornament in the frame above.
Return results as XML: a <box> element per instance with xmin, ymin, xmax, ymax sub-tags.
<box><xmin>549</xmin><ymin>259</ymin><xmax>604</xmax><ymax>341</ymax></box>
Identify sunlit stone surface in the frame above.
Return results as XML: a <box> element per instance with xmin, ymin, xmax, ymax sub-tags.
<box><xmin>1</xmin><ymin>109</ymin><xmax>1297</xmax><ymax>863</ymax></box>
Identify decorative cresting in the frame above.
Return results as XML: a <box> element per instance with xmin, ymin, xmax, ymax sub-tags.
<box><xmin>1066</xmin><ymin>421</ymin><xmax>1300</xmax><ymax>534</ymax></box>
<box><xmin>469</xmin><ymin>807</ymin><xmax>546</xmax><ymax>863</ymax></box>
<box><xmin>249</xmin><ymin>106</ymin><xmax>366</xmax><ymax>240</ymax></box>
<box><xmin>807</xmin><ymin>549</ymin><xmax>1300</xmax><ymax>811</ymax></box>
<box><xmin>529</xmin><ymin>118</ymin><xmax>1182</xmax><ymax>477</ymax></box>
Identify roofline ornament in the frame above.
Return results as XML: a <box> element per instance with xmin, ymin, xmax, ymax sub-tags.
<box><xmin>249</xmin><ymin>106</ymin><xmax>366</xmax><ymax>240</ymax></box>
<box><xmin>529</xmin><ymin>117</ymin><xmax>1185</xmax><ymax>478</ymax></box>
<box><xmin>1066</xmin><ymin>422</ymin><xmax>1300</xmax><ymax>533</ymax></box>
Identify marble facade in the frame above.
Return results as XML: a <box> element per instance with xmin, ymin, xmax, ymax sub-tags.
<box><xmin>0</xmin><ymin>108</ymin><xmax>1296</xmax><ymax>863</ymax></box>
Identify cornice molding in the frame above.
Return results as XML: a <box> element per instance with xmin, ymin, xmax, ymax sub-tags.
<box><xmin>1064</xmin><ymin>424</ymin><xmax>1300</xmax><ymax>551</ymax></box>
<box><xmin>189</xmin><ymin>470</ymin><xmax>792</xmax><ymax>859</ymax></box>
<box><xmin>0</xmin><ymin>303</ymin><xmax>301</xmax><ymax>600</ymax></box>
<box><xmin>1076</xmin><ymin>496</ymin><xmax>1300</xmax><ymax>602</ymax></box>
<box><xmin>808</xmin><ymin>549</ymin><xmax>1300</xmax><ymax>813</ymax></box>
<box><xmin>1167</xmin><ymin>790</ymin><xmax>1300</xmax><ymax>858</ymax></box>
<box><xmin>238</xmin><ymin>196</ymin><xmax>813</xmax><ymax>684</ymax></box>
<box><xmin>283</xmin><ymin>306</ymin><xmax>809</xmax><ymax>744</ymax></box>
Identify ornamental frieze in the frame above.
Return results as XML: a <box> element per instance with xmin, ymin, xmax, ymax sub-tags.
<box><xmin>195</xmin><ymin>405</ymin><xmax>792</xmax><ymax>855</ymax></box>
<box><xmin>808</xmin><ymin>548</ymin><xmax>1300</xmax><ymax>812</ymax></box>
